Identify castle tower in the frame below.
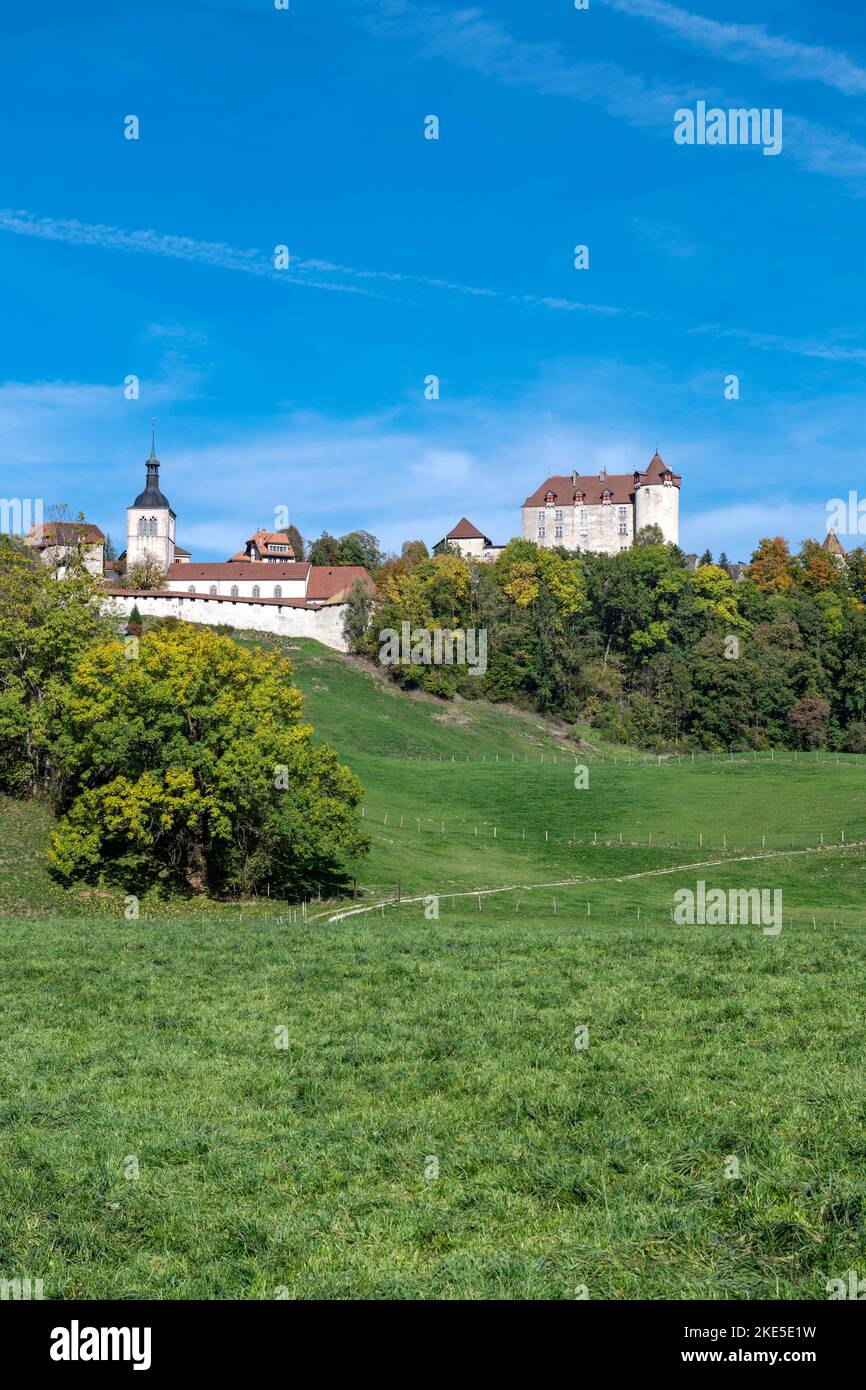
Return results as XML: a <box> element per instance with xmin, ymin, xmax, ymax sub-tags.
<box><xmin>633</xmin><ymin>451</ymin><xmax>680</xmax><ymax>545</ymax></box>
<box><xmin>125</xmin><ymin>423</ymin><xmax>176</xmax><ymax>574</ymax></box>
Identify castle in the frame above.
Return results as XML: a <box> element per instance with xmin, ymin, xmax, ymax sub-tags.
<box><xmin>521</xmin><ymin>451</ymin><xmax>680</xmax><ymax>555</ymax></box>
<box><xmin>437</xmin><ymin>451</ymin><xmax>681</xmax><ymax>562</ymax></box>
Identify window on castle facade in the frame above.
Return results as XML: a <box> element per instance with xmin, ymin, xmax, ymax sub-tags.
<box><xmin>618</xmin><ymin>506</ymin><xmax>627</xmax><ymax>520</ymax></box>
<box><xmin>619</xmin><ymin>523</ymin><xmax>628</xmax><ymax>536</ymax></box>
<box><xmin>537</xmin><ymin>526</ymin><xmax>545</xmax><ymax>539</ymax></box>
<box><xmin>555</xmin><ymin>509</ymin><xmax>563</xmax><ymax>522</ymax></box>
<box><xmin>537</xmin><ymin>510</ymin><xmax>545</xmax><ymax>523</ymax></box>
<box><xmin>274</xmin><ymin>585</ymin><xmax>282</xmax><ymax>598</ymax></box>
<box><xmin>209</xmin><ymin>585</ymin><xmax>217</xmax><ymax>596</ymax></box>
<box><xmin>230</xmin><ymin>585</ymin><xmax>239</xmax><ymax>597</ymax></box>
<box><xmin>252</xmin><ymin>585</ymin><xmax>261</xmax><ymax>599</ymax></box>
<box><xmin>554</xmin><ymin>526</ymin><xmax>563</xmax><ymax>539</ymax></box>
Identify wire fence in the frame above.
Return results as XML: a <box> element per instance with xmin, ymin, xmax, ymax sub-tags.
<box><xmin>404</xmin><ymin>748</ymin><xmax>866</xmax><ymax>771</ymax></box>
<box><xmin>360</xmin><ymin>806</ymin><xmax>865</xmax><ymax>857</ymax></box>
<box><xmin>326</xmin><ymin>886</ymin><xmax>866</xmax><ymax>931</ymax></box>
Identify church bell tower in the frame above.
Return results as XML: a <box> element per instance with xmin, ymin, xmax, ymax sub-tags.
<box><xmin>125</xmin><ymin>422</ymin><xmax>176</xmax><ymax>574</ymax></box>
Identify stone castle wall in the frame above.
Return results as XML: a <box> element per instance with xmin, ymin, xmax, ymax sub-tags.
<box><xmin>104</xmin><ymin>591</ymin><xmax>351</xmax><ymax>651</ymax></box>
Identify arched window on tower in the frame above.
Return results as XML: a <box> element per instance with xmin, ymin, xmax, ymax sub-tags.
<box><xmin>138</xmin><ymin>517</ymin><xmax>146</xmax><ymax>535</ymax></box>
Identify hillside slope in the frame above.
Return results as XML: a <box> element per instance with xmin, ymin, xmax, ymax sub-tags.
<box><xmin>281</xmin><ymin>639</ymin><xmax>866</xmax><ymax>911</ymax></box>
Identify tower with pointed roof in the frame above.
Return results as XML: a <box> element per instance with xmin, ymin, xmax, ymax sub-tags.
<box><xmin>125</xmin><ymin>423</ymin><xmax>177</xmax><ymax>576</ymax></box>
<box><xmin>633</xmin><ymin>451</ymin><xmax>679</xmax><ymax>546</ymax></box>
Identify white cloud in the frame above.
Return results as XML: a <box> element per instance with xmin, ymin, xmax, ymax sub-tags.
<box><xmin>601</xmin><ymin>0</ymin><xmax>866</xmax><ymax>97</ymax></box>
<box><xmin>368</xmin><ymin>1</ymin><xmax>866</xmax><ymax>193</ymax></box>
<box><xmin>0</xmin><ymin>208</ymin><xmax>637</xmax><ymax>320</ymax></box>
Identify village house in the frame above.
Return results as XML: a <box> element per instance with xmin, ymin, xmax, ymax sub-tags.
<box><xmin>25</xmin><ymin>520</ymin><xmax>106</xmax><ymax>577</ymax></box>
<box><xmin>229</xmin><ymin>530</ymin><xmax>296</xmax><ymax>563</ymax></box>
<box><xmin>433</xmin><ymin>517</ymin><xmax>505</xmax><ymax>562</ymax></box>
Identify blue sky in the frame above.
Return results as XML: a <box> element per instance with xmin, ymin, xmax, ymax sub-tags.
<box><xmin>3</xmin><ymin>0</ymin><xmax>866</xmax><ymax>560</ymax></box>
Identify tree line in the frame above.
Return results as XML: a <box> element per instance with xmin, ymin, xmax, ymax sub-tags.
<box><xmin>350</xmin><ymin>529</ymin><xmax>866</xmax><ymax>753</ymax></box>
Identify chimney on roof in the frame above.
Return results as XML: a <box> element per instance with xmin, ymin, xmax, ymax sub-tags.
<box><xmin>571</xmin><ymin>469</ymin><xmax>578</xmax><ymax>486</ymax></box>
<box><xmin>599</xmin><ymin>466</ymin><xmax>606</xmax><ymax>481</ymax></box>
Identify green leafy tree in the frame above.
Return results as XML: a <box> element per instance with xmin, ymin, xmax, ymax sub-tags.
<box><xmin>342</xmin><ymin>579</ymin><xmax>373</xmax><ymax>650</ymax></box>
<box><xmin>127</xmin><ymin>555</ymin><xmax>167</xmax><ymax>590</ymax></box>
<box><xmin>635</xmin><ymin>524</ymin><xmax>665</xmax><ymax>546</ymax></box>
<box><xmin>401</xmin><ymin>539</ymin><xmax>429</xmax><ymax>567</ymax></box>
<box><xmin>307</xmin><ymin>532</ymin><xmax>342</xmax><ymax>566</ymax></box>
<box><xmin>336</xmin><ymin>530</ymin><xmax>384</xmax><ymax>572</ymax></box>
<box><xmin>49</xmin><ymin>624</ymin><xmax>370</xmax><ymax>896</ymax></box>
<box><xmin>284</xmin><ymin>524</ymin><xmax>305</xmax><ymax>561</ymax></box>
<box><xmin>0</xmin><ymin>535</ymin><xmax>112</xmax><ymax>794</ymax></box>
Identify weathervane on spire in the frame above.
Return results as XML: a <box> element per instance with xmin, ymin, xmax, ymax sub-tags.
<box><xmin>150</xmin><ymin>418</ymin><xmax>157</xmax><ymax>461</ymax></box>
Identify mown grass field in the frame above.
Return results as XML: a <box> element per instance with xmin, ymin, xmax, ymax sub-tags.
<box><xmin>2</xmin><ymin>636</ymin><xmax>866</xmax><ymax>1299</ymax></box>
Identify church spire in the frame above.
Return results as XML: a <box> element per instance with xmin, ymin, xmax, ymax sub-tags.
<box><xmin>132</xmin><ymin>425</ymin><xmax>171</xmax><ymax>510</ymax></box>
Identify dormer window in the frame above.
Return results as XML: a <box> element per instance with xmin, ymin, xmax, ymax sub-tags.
<box><xmin>601</xmin><ymin>489</ymin><xmax>612</xmax><ymax>505</ymax></box>
<box><xmin>544</xmin><ymin>491</ymin><xmax>556</xmax><ymax>505</ymax></box>
<box><xmin>574</xmin><ymin>490</ymin><xmax>585</xmax><ymax>504</ymax></box>
<box><xmin>663</xmin><ymin>471</ymin><xmax>672</xmax><ymax>487</ymax></box>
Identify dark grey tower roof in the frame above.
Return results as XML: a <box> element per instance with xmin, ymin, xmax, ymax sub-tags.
<box><xmin>132</xmin><ymin>422</ymin><xmax>172</xmax><ymax>510</ymax></box>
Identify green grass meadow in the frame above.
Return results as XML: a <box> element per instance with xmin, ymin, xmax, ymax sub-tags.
<box><xmin>2</xmin><ymin>636</ymin><xmax>866</xmax><ymax>1299</ymax></box>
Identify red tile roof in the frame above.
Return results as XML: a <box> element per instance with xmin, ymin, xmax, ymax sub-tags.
<box><xmin>166</xmin><ymin>561</ymin><xmax>311</xmax><ymax>582</ymax></box>
<box><xmin>245</xmin><ymin>530</ymin><xmax>295</xmax><ymax>559</ymax></box>
<box><xmin>523</xmin><ymin>453</ymin><xmax>681</xmax><ymax>508</ymax></box>
<box><xmin>306</xmin><ymin>566</ymin><xmax>375</xmax><ymax>602</ymax></box>
<box><xmin>26</xmin><ymin>522</ymin><xmax>105</xmax><ymax>546</ymax></box>
<box><xmin>446</xmin><ymin>517</ymin><xmax>489</xmax><ymax>541</ymax></box>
